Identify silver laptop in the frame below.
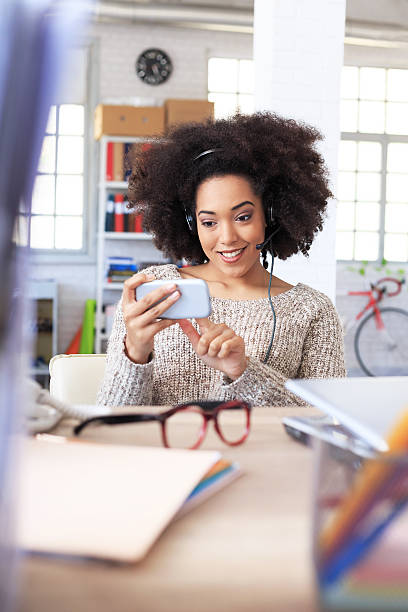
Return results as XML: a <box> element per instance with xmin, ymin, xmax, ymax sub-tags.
<box><xmin>284</xmin><ymin>377</ymin><xmax>408</xmax><ymax>453</ymax></box>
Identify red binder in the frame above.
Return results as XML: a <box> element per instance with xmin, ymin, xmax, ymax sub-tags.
<box><xmin>114</xmin><ymin>194</ymin><xmax>124</xmax><ymax>232</ymax></box>
<box><xmin>134</xmin><ymin>213</ymin><xmax>143</xmax><ymax>233</ymax></box>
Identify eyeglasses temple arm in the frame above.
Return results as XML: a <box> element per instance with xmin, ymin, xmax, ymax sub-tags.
<box><xmin>73</xmin><ymin>413</ymin><xmax>161</xmax><ymax>436</ymax></box>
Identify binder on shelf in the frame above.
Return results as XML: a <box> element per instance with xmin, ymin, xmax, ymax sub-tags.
<box><xmin>124</xmin><ymin>204</ymin><xmax>130</xmax><ymax>232</ymax></box>
<box><xmin>106</xmin><ymin>141</ymin><xmax>138</xmax><ymax>183</ymax></box>
<box><xmin>134</xmin><ymin>212</ymin><xmax>143</xmax><ymax>233</ymax></box>
<box><xmin>114</xmin><ymin>194</ymin><xmax>124</xmax><ymax>232</ymax></box>
<box><xmin>106</xmin><ymin>142</ymin><xmax>113</xmax><ymax>181</ymax></box>
<box><xmin>113</xmin><ymin>142</ymin><xmax>124</xmax><ymax>182</ymax></box>
<box><xmin>124</xmin><ymin>142</ymin><xmax>133</xmax><ymax>181</ymax></box>
<box><xmin>105</xmin><ymin>194</ymin><xmax>115</xmax><ymax>232</ymax></box>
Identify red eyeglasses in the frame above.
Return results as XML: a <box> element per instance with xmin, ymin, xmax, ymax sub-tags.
<box><xmin>74</xmin><ymin>400</ymin><xmax>251</xmax><ymax>450</ymax></box>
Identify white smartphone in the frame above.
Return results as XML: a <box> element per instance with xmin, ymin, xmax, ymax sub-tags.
<box><xmin>135</xmin><ymin>278</ymin><xmax>211</xmax><ymax>319</ymax></box>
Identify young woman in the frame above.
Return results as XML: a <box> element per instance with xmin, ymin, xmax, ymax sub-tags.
<box><xmin>97</xmin><ymin>112</ymin><xmax>346</xmax><ymax>407</ymax></box>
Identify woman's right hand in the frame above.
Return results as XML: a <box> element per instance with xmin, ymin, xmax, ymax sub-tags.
<box><xmin>122</xmin><ymin>273</ymin><xmax>180</xmax><ymax>364</ymax></box>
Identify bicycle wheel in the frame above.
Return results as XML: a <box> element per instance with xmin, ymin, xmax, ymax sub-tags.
<box><xmin>354</xmin><ymin>307</ymin><xmax>408</xmax><ymax>376</ymax></box>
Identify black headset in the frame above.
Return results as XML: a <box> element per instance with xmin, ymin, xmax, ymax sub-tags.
<box><xmin>184</xmin><ymin>203</ymin><xmax>275</xmax><ymax>240</ymax></box>
<box><xmin>184</xmin><ymin>206</ymin><xmax>196</xmax><ymax>233</ymax></box>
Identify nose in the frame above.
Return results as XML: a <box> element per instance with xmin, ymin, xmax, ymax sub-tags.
<box><xmin>218</xmin><ymin>220</ymin><xmax>239</xmax><ymax>246</ymax></box>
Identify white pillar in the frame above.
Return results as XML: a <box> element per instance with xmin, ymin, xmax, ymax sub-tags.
<box><xmin>253</xmin><ymin>0</ymin><xmax>346</xmax><ymax>301</ymax></box>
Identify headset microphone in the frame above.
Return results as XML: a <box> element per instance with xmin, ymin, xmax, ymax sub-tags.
<box><xmin>256</xmin><ymin>235</ymin><xmax>272</xmax><ymax>251</ymax></box>
<box><xmin>256</xmin><ymin>226</ymin><xmax>280</xmax><ymax>250</ymax></box>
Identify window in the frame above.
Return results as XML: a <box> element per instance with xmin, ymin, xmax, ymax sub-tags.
<box><xmin>337</xmin><ymin>66</ymin><xmax>408</xmax><ymax>263</ymax></box>
<box><xmin>29</xmin><ymin>103</ymin><xmax>85</xmax><ymax>250</ymax></box>
<box><xmin>208</xmin><ymin>57</ymin><xmax>254</xmax><ymax>119</ymax></box>
<box><xmin>17</xmin><ymin>47</ymin><xmax>89</xmax><ymax>252</ymax></box>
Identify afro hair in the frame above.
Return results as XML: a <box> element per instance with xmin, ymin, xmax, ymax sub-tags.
<box><xmin>127</xmin><ymin>112</ymin><xmax>332</xmax><ymax>264</ymax></box>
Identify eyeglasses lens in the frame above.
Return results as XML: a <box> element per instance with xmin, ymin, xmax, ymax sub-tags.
<box><xmin>164</xmin><ymin>408</ymin><xmax>206</xmax><ymax>449</ymax></box>
<box><xmin>216</xmin><ymin>407</ymin><xmax>248</xmax><ymax>444</ymax></box>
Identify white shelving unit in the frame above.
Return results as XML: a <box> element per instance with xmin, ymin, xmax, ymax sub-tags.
<box><xmin>100</xmin><ymin>232</ymin><xmax>152</xmax><ymax>240</ymax></box>
<box><xmin>95</xmin><ymin>135</ymin><xmax>157</xmax><ymax>354</ymax></box>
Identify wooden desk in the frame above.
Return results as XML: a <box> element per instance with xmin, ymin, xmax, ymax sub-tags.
<box><xmin>17</xmin><ymin>406</ymin><xmax>319</xmax><ymax>612</ymax></box>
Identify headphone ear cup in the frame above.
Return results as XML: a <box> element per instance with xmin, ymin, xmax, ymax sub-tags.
<box><xmin>184</xmin><ymin>208</ymin><xmax>195</xmax><ymax>233</ymax></box>
<box><xmin>264</xmin><ymin>205</ymin><xmax>274</xmax><ymax>228</ymax></box>
<box><xmin>269</xmin><ymin>204</ymin><xmax>274</xmax><ymax>226</ymax></box>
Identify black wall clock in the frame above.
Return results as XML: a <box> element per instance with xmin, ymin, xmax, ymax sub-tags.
<box><xmin>136</xmin><ymin>48</ymin><xmax>173</xmax><ymax>86</ymax></box>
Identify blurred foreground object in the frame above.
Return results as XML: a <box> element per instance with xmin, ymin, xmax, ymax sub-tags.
<box><xmin>0</xmin><ymin>0</ymin><xmax>91</xmax><ymax>610</ymax></box>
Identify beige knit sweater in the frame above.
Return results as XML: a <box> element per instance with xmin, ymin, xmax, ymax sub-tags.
<box><xmin>97</xmin><ymin>264</ymin><xmax>346</xmax><ymax>407</ymax></box>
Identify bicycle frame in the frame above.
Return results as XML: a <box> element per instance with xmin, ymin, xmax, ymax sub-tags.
<box><xmin>348</xmin><ymin>286</ymin><xmax>385</xmax><ymax>330</ymax></box>
<box><xmin>348</xmin><ymin>277</ymin><xmax>405</xmax><ymax>331</ymax></box>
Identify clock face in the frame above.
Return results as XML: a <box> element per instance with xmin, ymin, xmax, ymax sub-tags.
<box><xmin>136</xmin><ymin>48</ymin><xmax>173</xmax><ymax>86</ymax></box>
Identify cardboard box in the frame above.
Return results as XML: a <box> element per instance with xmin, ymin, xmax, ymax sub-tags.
<box><xmin>94</xmin><ymin>105</ymin><xmax>164</xmax><ymax>140</ymax></box>
<box><xmin>165</xmin><ymin>99</ymin><xmax>214</xmax><ymax>128</ymax></box>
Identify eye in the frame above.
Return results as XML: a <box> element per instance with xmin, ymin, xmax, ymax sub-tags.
<box><xmin>236</xmin><ymin>213</ymin><xmax>252</xmax><ymax>222</ymax></box>
<box><xmin>201</xmin><ymin>220</ymin><xmax>216</xmax><ymax>228</ymax></box>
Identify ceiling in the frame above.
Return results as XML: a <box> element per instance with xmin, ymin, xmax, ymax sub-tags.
<box><xmin>102</xmin><ymin>0</ymin><xmax>254</xmax><ymax>6</ymax></box>
<box><xmin>93</xmin><ymin>0</ymin><xmax>408</xmax><ymax>42</ymax></box>
<box><xmin>93</xmin><ymin>0</ymin><xmax>254</xmax><ymax>33</ymax></box>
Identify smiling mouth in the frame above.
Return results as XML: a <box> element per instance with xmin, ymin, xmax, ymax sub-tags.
<box><xmin>218</xmin><ymin>247</ymin><xmax>246</xmax><ymax>260</ymax></box>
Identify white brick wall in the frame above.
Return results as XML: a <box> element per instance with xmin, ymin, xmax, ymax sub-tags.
<box><xmin>253</xmin><ymin>0</ymin><xmax>347</xmax><ymax>301</ymax></box>
<box><xmin>96</xmin><ymin>22</ymin><xmax>252</xmax><ymax>101</ymax></box>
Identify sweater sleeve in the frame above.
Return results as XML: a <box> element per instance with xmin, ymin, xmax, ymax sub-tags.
<box><xmin>214</xmin><ymin>297</ymin><xmax>346</xmax><ymax>406</ymax></box>
<box><xmin>96</xmin><ymin>299</ymin><xmax>154</xmax><ymax>407</ymax></box>
<box><xmin>297</xmin><ymin>298</ymin><xmax>347</xmax><ymax>379</ymax></box>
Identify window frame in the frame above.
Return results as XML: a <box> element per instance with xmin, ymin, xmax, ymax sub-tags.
<box><xmin>207</xmin><ymin>55</ymin><xmax>254</xmax><ymax>119</ymax></box>
<box><xmin>337</xmin><ymin>65</ymin><xmax>408</xmax><ymax>264</ymax></box>
<box><xmin>31</xmin><ymin>39</ymin><xmax>98</xmax><ymax>265</ymax></box>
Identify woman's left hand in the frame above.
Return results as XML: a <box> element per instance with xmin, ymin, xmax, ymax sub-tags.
<box><xmin>178</xmin><ymin>318</ymin><xmax>248</xmax><ymax>380</ymax></box>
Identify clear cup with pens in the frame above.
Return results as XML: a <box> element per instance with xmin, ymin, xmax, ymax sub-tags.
<box><xmin>312</xmin><ymin>427</ymin><xmax>408</xmax><ymax>612</ymax></box>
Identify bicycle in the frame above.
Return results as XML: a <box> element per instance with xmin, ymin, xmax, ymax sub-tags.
<box><xmin>347</xmin><ymin>277</ymin><xmax>408</xmax><ymax>377</ymax></box>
